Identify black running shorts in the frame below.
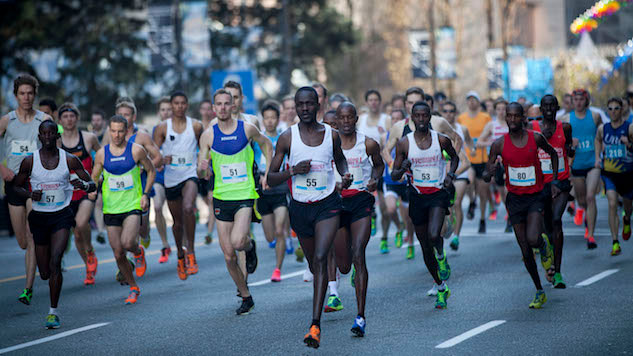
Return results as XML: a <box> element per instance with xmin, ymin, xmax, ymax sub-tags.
<box><xmin>289</xmin><ymin>192</ymin><xmax>342</xmax><ymax>238</ymax></box>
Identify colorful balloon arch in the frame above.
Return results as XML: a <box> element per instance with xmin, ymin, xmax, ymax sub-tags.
<box><xmin>570</xmin><ymin>0</ymin><xmax>633</xmax><ymax>35</ymax></box>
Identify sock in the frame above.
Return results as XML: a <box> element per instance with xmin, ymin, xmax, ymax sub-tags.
<box><xmin>357</xmin><ymin>313</ymin><xmax>365</xmax><ymax>319</ymax></box>
<box><xmin>311</xmin><ymin>319</ymin><xmax>320</xmax><ymax>328</ymax></box>
<box><xmin>49</xmin><ymin>307</ymin><xmax>58</xmax><ymax>316</ymax></box>
<box><xmin>243</xmin><ymin>296</ymin><xmax>253</xmax><ymax>302</ymax></box>
<box><xmin>613</xmin><ymin>240</ymin><xmax>619</xmax><ymax>245</ymax></box>
<box><xmin>286</xmin><ymin>237</ymin><xmax>292</xmax><ymax>247</ymax></box>
<box><xmin>453</xmin><ymin>235</ymin><xmax>459</xmax><ymax>240</ymax></box>
<box><xmin>328</xmin><ymin>281</ymin><xmax>339</xmax><ymax>297</ymax></box>
<box><xmin>438</xmin><ymin>282</ymin><xmax>446</xmax><ymax>292</ymax></box>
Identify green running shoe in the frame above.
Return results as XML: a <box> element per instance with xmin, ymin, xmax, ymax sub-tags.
<box><xmin>553</xmin><ymin>272</ymin><xmax>566</xmax><ymax>289</ymax></box>
<box><xmin>539</xmin><ymin>234</ymin><xmax>553</xmax><ymax>271</ymax></box>
<box><xmin>528</xmin><ymin>290</ymin><xmax>547</xmax><ymax>309</ymax></box>
<box><xmin>140</xmin><ymin>235</ymin><xmax>150</xmax><ymax>249</ymax></box>
<box><xmin>406</xmin><ymin>245</ymin><xmax>415</xmax><ymax>260</ymax></box>
<box><xmin>449</xmin><ymin>236</ymin><xmax>459</xmax><ymax>251</ymax></box>
<box><xmin>380</xmin><ymin>239</ymin><xmax>389</xmax><ymax>254</ymax></box>
<box><xmin>350</xmin><ymin>265</ymin><xmax>356</xmax><ymax>288</ymax></box>
<box><xmin>436</xmin><ymin>253</ymin><xmax>451</xmax><ymax>281</ymax></box>
<box><xmin>370</xmin><ymin>217</ymin><xmax>376</xmax><ymax>236</ymax></box>
<box><xmin>395</xmin><ymin>230</ymin><xmax>403</xmax><ymax>248</ymax></box>
<box><xmin>45</xmin><ymin>314</ymin><xmax>60</xmax><ymax>329</ymax></box>
<box><xmin>435</xmin><ymin>286</ymin><xmax>451</xmax><ymax>309</ymax></box>
<box><xmin>611</xmin><ymin>241</ymin><xmax>621</xmax><ymax>256</ymax></box>
<box><xmin>18</xmin><ymin>288</ymin><xmax>33</xmax><ymax>305</ymax></box>
<box><xmin>324</xmin><ymin>295</ymin><xmax>344</xmax><ymax>312</ymax></box>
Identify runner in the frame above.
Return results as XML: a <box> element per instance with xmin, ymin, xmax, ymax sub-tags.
<box><xmin>13</xmin><ymin>120</ymin><xmax>96</xmax><ymax>328</ymax></box>
<box><xmin>562</xmin><ymin>89</ymin><xmax>602</xmax><ymax>249</ymax></box>
<box><xmin>484</xmin><ymin>102</ymin><xmax>556</xmax><ymax>308</ymax></box>
<box><xmin>332</xmin><ymin>102</ymin><xmax>384</xmax><ymax>337</ymax></box>
<box><xmin>594</xmin><ymin>97</ymin><xmax>633</xmax><ymax>256</ymax></box>
<box><xmin>38</xmin><ymin>98</ymin><xmax>58</xmax><ymax>122</ymax></box>
<box><xmin>92</xmin><ymin>109</ymin><xmax>108</xmax><ymax>245</ymax></box>
<box><xmin>153</xmin><ymin>91</ymin><xmax>203</xmax><ymax>280</ymax></box>
<box><xmin>224</xmin><ymin>81</ymin><xmax>260</xmax><ymax>128</ymax></box>
<box><xmin>532</xmin><ymin>95</ymin><xmax>574</xmax><ymax>288</ymax></box>
<box><xmin>0</xmin><ymin>74</ymin><xmax>53</xmax><ymax>305</ymax></box>
<box><xmin>92</xmin><ymin>115</ymin><xmax>154</xmax><ymax>304</ymax></box>
<box><xmin>280</xmin><ymin>94</ymin><xmax>298</xmax><ymax>129</ymax></box>
<box><xmin>90</xmin><ymin>109</ymin><xmax>107</xmax><ymax>143</ymax></box>
<box><xmin>59</xmin><ymin>103</ymin><xmax>101</xmax><ymax>285</ymax></box>
<box><xmin>391</xmin><ymin>101</ymin><xmax>458</xmax><ymax>309</ymax></box>
<box><xmin>312</xmin><ymin>83</ymin><xmax>328</xmax><ymax>122</ymax></box>
<box><xmin>267</xmin><ymin>87</ymin><xmax>351</xmax><ymax>348</ymax></box>
<box><xmin>198</xmin><ymin>89</ymin><xmax>271</xmax><ymax>314</ymax></box>
<box><xmin>328</xmin><ymin>93</ymin><xmax>348</xmax><ymax>111</ymax></box>
<box><xmin>198</xmin><ymin>98</ymin><xmax>216</xmax><ymax>245</ymax></box>
<box><xmin>153</xmin><ymin>97</ymin><xmax>172</xmax><ymax>263</ymax></box>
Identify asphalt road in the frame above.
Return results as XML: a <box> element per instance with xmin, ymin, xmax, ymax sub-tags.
<box><xmin>1</xmin><ymin>195</ymin><xmax>632</xmax><ymax>355</ymax></box>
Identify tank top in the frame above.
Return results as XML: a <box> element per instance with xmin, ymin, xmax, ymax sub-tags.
<box><xmin>341</xmin><ymin>133</ymin><xmax>373</xmax><ymax>198</ymax></box>
<box><xmin>162</xmin><ymin>117</ymin><xmax>198</xmax><ymax>188</ymax></box>
<box><xmin>570</xmin><ymin>110</ymin><xmax>597</xmax><ymax>170</ymax></box>
<box><xmin>289</xmin><ymin>123</ymin><xmax>336</xmax><ymax>203</ymax></box>
<box><xmin>492</xmin><ymin>120</ymin><xmax>509</xmax><ymax>141</ymax></box>
<box><xmin>62</xmin><ymin>130</ymin><xmax>93</xmax><ymax>201</ymax></box>
<box><xmin>3</xmin><ymin>110</ymin><xmax>45</xmax><ymax>173</ymax></box>
<box><xmin>406</xmin><ymin>130</ymin><xmax>446</xmax><ymax>195</ymax></box>
<box><xmin>501</xmin><ymin>131</ymin><xmax>544</xmax><ymax>195</ymax></box>
<box><xmin>457</xmin><ymin>111</ymin><xmax>491</xmax><ymax>164</ymax></box>
<box><xmin>30</xmin><ymin>148</ymin><xmax>73</xmax><ymax>212</ymax></box>
<box><xmin>357</xmin><ymin>113</ymin><xmax>387</xmax><ymax>145</ymax></box>
<box><xmin>602</xmin><ymin>120</ymin><xmax>633</xmax><ymax>173</ymax></box>
<box><xmin>210</xmin><ymin>120</ymin><xmax>258</xmax><ymax>201</ymax></box>
<box><xmin>531</xmin><ymin>120</ymin><xmax>570</xmax><ymax>182</ymax></box>
<box><xmin>102</xmin><ymin>141</ymin><xmax>142</xmax><ymax>214</ymax></box>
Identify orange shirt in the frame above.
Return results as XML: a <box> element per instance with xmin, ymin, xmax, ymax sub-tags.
<box><xmin>458</xmin><ymin>111</ymin><xmax>492</xmax><ymax>164</ymax></box>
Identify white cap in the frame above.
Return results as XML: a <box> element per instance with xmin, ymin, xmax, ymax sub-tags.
<box><xmin>466</xmin><ymin>90</ymin><xmax>480</xmax><ymax>102</ymax></box>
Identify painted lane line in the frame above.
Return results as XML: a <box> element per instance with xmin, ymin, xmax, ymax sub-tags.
<box><xmin>435</xmin><ymin>320</ymin><xmax>506</xmax><ymax>349</ymax></box>
<box><xmin>575</xmin><ymin>269</ymin><xmax>619</xmax><ymax>287</ymax></box>
<box><xmin>0</xmin><ymin>322</ymin><xmax>110</xmax><ymax>354</ymax></box>
<box><xmin>248</xmin><ymin>269</ymin><xmax>306</xmax><ymax>287</ymax></box>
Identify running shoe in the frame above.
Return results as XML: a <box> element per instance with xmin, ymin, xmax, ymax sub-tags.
<box><xmin>303</xmin><ymin>269</ymin><xmax>313</xmax><ymax>282</ymax></box>
<box><xmin>574</xmin><ymin>208</ymin><xmax>584</xmax><ymax>226</ymax></box>
<box><xmin>351</xmin><ymin>316</ymin><xmax>366</xmax><ymax>337</ymax></box>
<box><xmin>435</xmin><ymin>286</ymin><xmax>450</xmax><ymax>309</ymax></box>
<box><xmin>140</xmin><ymin>235</ymin><xmax>150</xmax><ymax>249</ymax></box>
<box><xmin>324</xmin><ymin>295</ymin><xmax>344</xmax><ymax>312</ymax></box>
<box><xmin>494</xmin><ymin>190</ymin><xmax>501</xmax><ymax>205</ymax></box>
<box><xmin>488</xmin><ymin>209</ymin><xmax>498</xmax><ymax>221</ymax></box>
<box><xmin>567</xmin><ymin>202</ymin><xmax>575</xmax><ymax>217</ymax></box>
<box><xmin>586</xmin><ymin>236</ymin><xmax>597</xmax><ymax>250</ymax></box>
<box><xmin>528</xmin><ymin>290</ymin><xmax>547</xmax><ymax>309</ymax></box>
<box><xmin>116</xmin><ymin>258</ymin><xmax>135</xmax><ymax>285</ymax></box>
<box><xmin>271</xmin><ymin>268</ymin><xmax>281</xmax><ymax>282</ymax></box>
<box><xmin>45</xmin><ymin>314</ymin><xmax>60</xmax><ymax>329</ymax></box>
<box><xmin>539</xmin><ymin>234</ymin><xmax>553</xmax><ymax>271</ymax></box>
<box><xmin>86</xmin><ymin>249</ymin><xmax>98</xmax><ymax>274</ymax></box>
<box><xmin>553</xmin><ymin>273</ymin><xmax>566</xmax><ymax>289</ymax></box>
<box><xmin>350</xmin><ymin>265</ymin><xmax>356</xmax><ymax>288</ymax></box>
<box><xmin>84</xmin><ymin>270</ymin><xmax>95</xmax><ymax>286</ymax></box>
<box><xmin>96</xmin><ymin>232</ymin><xmax>106</xmax><ymax>244</ymax></box>
<box><xmin>245</xmin><ymin>240</ymin><xmax>258</xmax><ymax>274</ymax></box>
<box><xmin>467</xmin><ymin>202</ymin><xmax>476</xmax><ymax>220</ymax></box>
<box><xmin>546</xmin><ymin>267</ymin><xmax>555</xmax><ymax>284</ymax></box>
<box><xmin>370</xmin><ymin>216</ymin><xmax>376</xmax><ymax>236</ymax></box>
<box><xmin>204</xmin><ymin>233</ymin><xmax>213</xmax><ymax>245</ymax></box>
<box><xmin>478</xmin><ymin>219</ymin><xmax>486</xmax><ymax>233</ymax></box>
<box><xmin>443</xmin><ymin>216</ymin><xmax>455</xmax><ymax>239</ymax></box>
<box><xmin>395</xmin><ymin>230</ymin><xmax>403</xmax><ymax>248</ymax></box>
<box><xmin>505</xmin><ymin>222</ymin><xmax>513</xmax><ymax>233</ymax></box>
<box><xmin>186</xmin><ymin>252</ymin><xmax>199</xmax><ymax>275</ymax></box>
<box><xmin>268</xmin><ymin>239</ymin><xmax>276</xmax><ymax>249</ymax></box>
<box><xmin>158</xmin><ymin>247</ymin><xmax>171</xmax><ymax>264</ymax></box>
<box><xmin>449</xmin><ymin>236</ymin><xmax>459</xmax><ymax>251</ymax></box>
<box><xmin>584</xmin><ymin>227</ymin><xmax>589</xmax><ymax>238</ymax></box>
<box><xmin>427</xmin><ymin>284</ymin><xmax>438</xmax><ymax>296</ymax></box>
<box><xmin>177</xmin><ymin>256</ymin><xmax>188</xmax><ymax>280</ymax></box>
<box><xmin>304</xmin><ymin>325</ymin><xmax>321</xmax><ymax>349</ymax></box>
<box><xmin>406</xmin><ymin>245</ymin><xmax>415</xmax><ymax>260</ymax></box>
<box><xmin>436</xmin><ymin>253</ymin><xmax>451</xmax><ymax>281</ymax></box>
<box><xmin>380</xmin><ymin>239</ymin><xmax>389</xmax><ymax>254</ymax></box>
<box><xmin>134</xmin><ymin>246</ymin><xmax>147</xmax><ymax>278</ymax></box>
<box><xmin>295</xmin><ymin>246</ymin><xmax>305</xmax><ymax>262</ymax></box>
<box><xmin>18</xmin><ymin>288</ymin><xmax>32</xmax><ymax>305</ymax></box>
<box><xmin>125</xmin><ymin>286</ymin><xmax>140</xmax><ymax>305</ymax></box>
<box><xmin>236</xmin><ymin>297</ymin><xmax>254</xmax><ymax>315</ymax></box>
<box><xmin>623</xmin><ymin>217</ymin><xmax>631</xmax><ymax>241</ymax></box>
<box><xmin>286</xmin><ymin>238</ymin><xmax>294</xmax><ymax>255</ymax></box>
<box><xmin>611</xmin><ymin>241</ymin><xmax>621</xmax><ymax>256</ymax></box>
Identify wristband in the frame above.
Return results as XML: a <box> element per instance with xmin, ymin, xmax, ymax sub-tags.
<box><xmin>447</xmin><ymin>172</ymin><xmax>456</xmax><ymax>180</ymax></box>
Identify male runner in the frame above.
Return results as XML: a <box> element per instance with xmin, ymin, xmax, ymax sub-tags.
<box><xmin>0</xmin><ymin>74</ymin><xmax>53</xmax><ymax>305</ymax></box>
<box><xmin>90</xmin><ymin>109</ymin><xmax>107</xmax><ymax>143</ymax></box>
<box><xmin>198</xmin><ymin>98</ymin><xmax>216</xmax><ymax>244</ymax></box>
<box><xmin>312</xmin><ymin>83</ymin><xmax>328</xmax><ymax>122</ymax></box>
<box><xmin>153</xmin><ymin>97</ymin><xmax>173</xmax><ymax>262</ymax></box>
<box><xmin>92</xmin><ymin>109</ymin><xmax>108</xmax><ymax>244</ymax></box>
<box><xmin>280</xmin><ymin>95</ymin><xmax>298</xmax><ymax>129</ymax></box>
<box><xmin>92</xmin><ymin>115</ymin><xmax>154</xmax><ymax>304</ymax></box>
<box><xmin>391</xmin><ymin>101</ymin><xmax>458</xmax><ymax>309</ymax></box>
<box><xmin>59</xmin><ymin>103</ymin><xmax>101</xmax><ymax>285</ymax></box>
<box><xmin>154</xmin><ymin>91</ymin><xmax>203</xmax><ymax>279</ymax></box>
<box><xmin>533</xmin><ymin>95</ymin><xmax>574</xmax><ymax>287</ymax></box>
<box><xmin>198</xmin><ymin>89</ymin><xmax>271</xmax><ymax>314</ymax></box>
<box><xmin>594</xmin><ymin>97</ymin><xmax>633</xmax><ymax>256</ymax></box>
<box><xmin>14</xmin><ymin>120</ymin><xmax>96</xmax><ymax>328</ymax></box>
<box><xmin>224</xmin><ymin>81</ymin><xmax>260</xmax><ymax>128</ymax></box>
<box><xmin>556</xmin><ymin>93</ymin><xmax>573</xmax><ymax>119</ymax></box>
<box><xmin>38</xmin><ymin>98</ymin><xmax>58</xmax><ymax>122</ymax></box>
<box><xmin>484</xmin><ymin>102</ymin><xmax>556</xmax><ymax>308</ymax></box>
<box><xmin>267</xmin><ymin>87</ymin><xmax>351</xmax><ymax>348</ymax></box>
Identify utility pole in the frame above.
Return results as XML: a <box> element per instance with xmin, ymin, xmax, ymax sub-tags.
<box><xmin>174</xmin><ymin>0</ymin><xmax>184</xmax><ymax>90</ymax></box>
<box><xmin>429</xmin><ymin>0</ymin><xmax>438</xmax><ymax>93</ymax></box>
<box><xmin>280</xmin><ymin>0</ymin><xmax>291</xmax><ymax>95</ymax></box>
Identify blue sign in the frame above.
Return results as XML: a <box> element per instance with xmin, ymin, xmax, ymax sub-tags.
<box><xmin>211</xmin><ymin>70</ymin><xmax>257</xmax><ymax>115</ymax></box>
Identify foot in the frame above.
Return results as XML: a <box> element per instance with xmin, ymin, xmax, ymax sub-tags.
<box><xmin>528</xmin><ymin>290</ymin><xmax>547</xmax><ymax>309</ymax></box>
<box><xmin>351</xmin><ymin>316</ymin><xmax>366</xmax><ymax>337</ymax></box>
<box><xmin>539</xmin><ymin>234</ymin><xmax>554</xmax><ymax>271</ymax></box>
<box><xmin>449</xmin><ymin>236</ymin><xmax>459</xmax><ymax>251</ymax></box>
<box><xmin>435</xmin><ymin>286</ymin><xmax>451</xmax><ymax>309</ymax></box>
<box><xmin>186</xmin><ymin>252</ymin><xmax>199</xmax><ymax>275</ymax></box>
<box><xmin>84</xmin><ymin>270</ymin><xmax>95</xmax><ymax>285</ymax></box>
<box><xmin>268</xmin><ymin>239</ymin><xmax>276</xmax><ymax>249</ymax></box>
<box><xmin>505</xmin><ymin>222</ymin><xmax>513</xmax><ymax>233</ymax></box>
<box><xmin>204</xmin><ymin>233</ymin><xmax>213</xmax><ymax>245</ymax></box>
<box><xmin>324</xmin><ymin>294</ymin><xmax>344</xmax><ymax>313</ymax></box>
<box><xmin>395</xmin><ymin>230</ymin><xmax>403</xmax><ymax>248</ymax></box>
<box><xmin>586</xmin><ymin>236</ymin><xmax>597</xmax><ymax>250</ymax></box>
<box><xmin>380</xmin><ymin>239</ymin><xmax>389</xmax><ymax>254</ymax></box>
<box><xmin>304</xmin><ymin>325</ymin><xmax>321</xmax><ymax>349</ymax></box>
<box><xmin>574</xmin><ymin>208</ymin><xmax>584</xmax><ymax>226</ymax></box>
<box><xmin>623</xmin><ymin>217</ymin><xmax>631</xmax><ymax>241</ymax></box>
<box><xmin>285</xmin><ymin>238</ymin><xmax>294</xmax><ymax>255</ymax></box>
<box><xmin>245</xmin><ymin>240</ymin><xmax>258</xmax><ymax>274</ymax></box>
<box><xmin>406</xmin><ymin>245</ymin><xmax>415</xmax><ymax>260</ymax></box>
<box><xmin>494</xmin><ymin>190</ymin><xmax>501</xmax><ymax>205</ymax></box>
<box><xmin>303</xmin><ymin>269</ymin><xmax>313</xmax><ymax>282</ymax></box>
<box><xmin>96</xmin><ymin>232</ymin><xmax>106</xmax><ymax>244</ymax></box>
<box><xmin>546</xmin><ymin>267</ymin><xmax>555</xmax><ymax>284</ymax></box>
<box><xmin>478</xmin><ymin>219</ymin><xmax>486</xmax><ymax>233</ymax></box>
<box><xmin>236</xmin><ymin>296</ymin><xmax>254</xmax><ymax>315</ymax></box>
<box><xmin>18</xmin><ymin>288</ymin><xmax>33</xmax><ymax>305</ymax></box>
<box><xmin>125</xmin><ymin>286</ymin><xmax>140</xmax><ymax>304</ymax></box>
<box><xmin>158</xmin><ymin>247</ymin><xmax>171</xmax><ymax>264</ymax></box>
<box><xmin>177</xmin><ymin>256</ymin><xmax>188</xmax><ymax>280</ymax></box>
<box><xmin>134</xmin><ymin>246</ymin><xmax>147</xmax><ymax>278</ymax></box>
<box><xmin>86</xmin><ymin>249</ymin><xmax>98</xmax><ymax>274</ymax></box>
<box><xmin>611</xmin><ymin>241</ymin><xmax>622</xmax><ymax>256</ymax></box>
<box><xmin>426</xmin><ymin>284</ymin><xmax>438</xmax><ymax>296</ymax></box>
<box><xmin>370</xmin><ymin>216</ymin><xmax>376</xmax><ymax>236</ymax></box>
<box><xmin>436</xmin><ymin>253</ymin><xmax>451</xmax><ymax>281</ymax></box>
<box><xmin>271</xmin><ymin>268</ymin><xmax>281</xmax><ymax>282</ymax></box>
<box><xmin>467</xmin><ymin>202</ymin><xmax>476</xmax><ymax>220</ymax></box>
<box><xmin>116</xmin><ymin>258</ymin><xmax>134</xmax><ymax>285</ymax></box>
<box><xmin>488</xmin><ymin>209</ymin><xmax>498</xmax><ymax>221</ymax></box>
<box><xmin>295</xmin><ymin>246</ymin><xmax>305</xmax><ymax>262</ymax></box>
<box><xmin>553</xmin><ymin>272</ymin><xmax>566</xmax><ymax>289</ymax></box>
<box><xmin>45</xmin><ymin>314</ymin><xmax>60</xmax><ymax>329</ymax></box>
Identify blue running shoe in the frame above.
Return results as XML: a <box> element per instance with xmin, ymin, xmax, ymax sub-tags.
<box><xmin>351</xmin><ymin>316</ymin><xmax>366</xmax><ymax>337</ymax></box>
<box><xmin>45</xmin><ymin>314</ymin><xmax>60</xmax><ymax>329</ymax></box>
<box><xmin>285</xmin><ymin>238</ymin><xmax>294</xmax><ymax>255</ymax></box>
<box><xmin>268</xmin><ymin>239</ymin><xmax>276</xmax><ymax>249</ymax></box>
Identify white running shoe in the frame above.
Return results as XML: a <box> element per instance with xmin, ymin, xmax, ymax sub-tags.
<box><xmin>303</xmin><ymin>269</ymin><xmax>314</xmax><ymax>282</ymax></box>
<box><xmin>426</xmin><ymin>284</ymin><xmax>438</xmax><ymax>296</ymax></box>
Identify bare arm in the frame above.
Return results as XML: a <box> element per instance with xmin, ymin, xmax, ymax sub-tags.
<box><xmin>476</xmin><ymin>122</ymin><xmax>493</xmax><ymax>147</ymax></box>
<box><xmin>133</xmin><ymin>144</ymin><xmax>155</xmax><ymax>211</ymax></box>
<box><xmin>91</xmin><ymin>149</ymin><xmax>105</xmax><ymax>186</ymax></box>
<box><xmin>594</xmin><ymin>125</ymin><xmax>603</xmax><ymax>169</ymax></box>
<box><xmin>67</xmin><ymin>153</ymin><xmax>96</xmax><ymax>193</ymax></box>
<box><xmin>246</xmin><ymin>122</ymin><xmax>273</xmax><ymax>189</ymax></box>
<box><xmin>391</xmin><ymin>137</ymin><xmax>410</xmax><ymax>182</ymax></box>
<box><xmin>13</xmin><ymin>156</ymin><xmax>34</xmax><ymax>200</ymax></box>
<box><xmin>483</xmin><ymin>138</ymin><xmax>503</xmax><ymax>183</ymax></box>
<box><xmin>382</xmin><ymin>120</ymin><xmax>404</xmax><ymax>166</ymax></box>
<box><xmin>433</xmin><ymin>116</ymin><xmax>463</xmax><ymax>152</ymax></box>
<box><xmin>365</xmin><ymin>137</ymin><xmax>384</xmax><ymax>192</ymax></box>
<box><xmin>266</xmin><ymin>130</ymin><xmax>293</xmax><ymax>187</ymax></box>
<box><xmin>197</xmin><ymin>128</ymin><xmax>213</xmax><ymax>178</ymax></box>
<box><xmin>438</xmin><ymin>134</ymin><xmax>459</xmax><ymax>177</ymax></box>
<box><xmin>139</xmin><ymin>132</ymin><xmax>163</xmax><ymax>170</ymax></box>
<box><xmin>332</xmin><ymin>130</ymin><xmax>352</xmax><ymax>188</ymax></box>
<box><xmin>535</xmin><ymin>132</ymin><xmax>559</xmax><ymax>181</ymax></box>
<box><xmin>562</xmin><ymin>122</ymin><xmax>574</xmax><ymax>158</ymax></box>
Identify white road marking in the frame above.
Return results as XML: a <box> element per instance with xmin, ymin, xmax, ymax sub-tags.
<box><xmin>575</xmin><ymin>269</ymin><xmax>619</xmax><ymax>287</ymax></box>
<box><xmin>248</xmin><ymin>269</ymin><xmax>306</xmax><ymax>287</ymax></box>
<box><xmin>435</xmin><ymin>320</ymin><xmax>506</xmax><ymax>349</ymax></box>
<box><xmin>0</xmin><ymin>322</ymin><xmax>110</xmax><ymax>354</ymax></box>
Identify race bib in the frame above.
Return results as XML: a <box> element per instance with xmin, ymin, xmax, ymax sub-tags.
<box><xmin>11</xmin><ymin>140</ymin><xmax>36</xmax><ymax>156</ymax></box>
<box><xmin>294</xmin><ymin>171</ymin><xmax>327</xmax><ymax>192</ymax></box>
<box><xmin>540</xmin><ymin>156</ymin><xmax>565</xmax><ymax>175</ymax></box>
<box><xmin>108</xmin><ymin>174</ymin><xmax>134</xmax><ymax>192</ymax></box>
<box><xmin>170</xmin><ymin>153</ymin><xmax>194</xmax><ymax>167</ymax></box>
<box><xmin>412</xmin><ymin>166</ymin><xmax>440</xmax><ymax>187</ymax></box>
<box><xmin>508</xmin><ymin>166</ymin><xmax>536</xmax><ymax>187</ymax></box>
<box><xmin>348</xmin><ymin>166</ymin><xmax>364</xmax><ymax>190</ymax></box>
<box><xmin>605</xmin><ymin>144</ymin><xmax>626</xmax><ymax>159</ymax></box>
<box><xmin>37</xmin><ymin>190</ymin><xmax>65</xmax><ymax>207</ymax></box>
<box><xmin>220</xmin><ymin>162</ymin><xmax>248</xmax><ymax>183</ymax></box>
<box><xmin>576</xmin><ymin>136</ymin><xmax>594</xmax><ymax>153</ymax></box>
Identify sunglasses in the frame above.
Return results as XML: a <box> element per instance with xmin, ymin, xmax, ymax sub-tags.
<box><xmin>442</xmin><ymin>110</ymin><xmax>456</xmax><ymax>113</ymax></box>
<box><xmin>527</xmin><ymin>116</ymin><xmax>543</xmax><ymax>121</ymax></box>
<box><xmin>607</xmin><ymin>107</ymin><xmax>621</xmax><ymax>111</ymax></box>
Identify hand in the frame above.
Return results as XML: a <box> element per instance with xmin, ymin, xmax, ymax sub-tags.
<box><xmin>31</xmin><ymin>190</ymin><xmax>43</xmax><ymax>202</ymax></box>
<box><xmin>261</xmin><ymin>173</ymin><xmax>269</xmax><ymax>191</ymax></box>
<box><xmin>443</xmin><ymin>175</ymin><xmax>454</xmax><ymax>189</ymax></box>
<box><xmin>401</xmin><ymin>159</ymin><xmax>411</xmax><ymax>172</ymax></box>
<box><xmin>292</xmin><ymin>160</ymin><xmax>312</xmax><ymax>175</ymax></box>
<box><xmin>88</xmin><ymin>191</ymin><xmax>97</xmax><ymax>200</ymax></box>
<box><xmin>199</xmin><ymin>159</ymin><xmax>209</xmax><ymax>171</ymax></box>
<box><xmin>335</xmin><ymin>181</ymin><xmax>343</xmax><ymax>193</ymax></box>
<box><xmin>367</xmin><ymin>178</ymin><xmax>377</xmax><ymax>192</ymax></box>
<box><xmin>163</xmin><ymin>155</ymin><xmax>172</xmax><ymax>165</ymax></box>
<box><xmin>551</xmin><ymin>183</ymin><xmax>561</xmax><ymax>199</ymax></box>
<box><xmin>0</xmin><ymin>166</ymin><xmax>15</xmax><ymax>182</ymax></box>
<box><xmin>70</xmin><ymin>179</ymin><xmax>86</xmax><ymax>191</ymax></box>
<box><xmin>621</xmin><ymin>135</ymin><xmax>630</xmax><ymax>146</ymax></box>
<box><xmin>140</xmin><ymin>194</ymin><xmax>149</xmax><ymax>211</ymax></box>
<box><xmin>572</xmin><ymin>138</ymin><xmax>579</xmax><ymax>148</ymax></box>
<box><xmin>594</xmin><ymin>161</ymin><xmax>601</xmax><ymax>169</ymax></box>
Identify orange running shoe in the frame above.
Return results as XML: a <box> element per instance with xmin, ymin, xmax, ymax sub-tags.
<box><xmin>574</xmin><ymin>208</ymin><xmax>585</xmax><ymax>226</ymax></box>
<box><xmin>84</xmin><ymin>270</ymin><xmax>95</xmax><ymax>285</ymax></box>
<box><xmin>304</xmin><ymin>325</ymin><xmax>321</xmax><ymax>349</ymax></box>
<box><xmin>86</xmin><ymin>249</ymin><xmax>98</xmax><ymax>274</ymax></box>
<box><xmin>271</xmin><ymin>268</ymin><xmax>281</xmax><ymax>282</ymax></box>
<box><xmin>177</xmin><ymin>256</ymin><xmax>188</xmax><ymax>280</ymax></box>
<box><xmin>494</xmin><ymin>190</ymin><xmax>501</xmax><ymax>205</ymax></box>
<box><xmin>125</xmin><ymin>286</ymin><xmax>140</xmax><ymax>304</ymax></box>
<box><xmin>134</xmin><ymin>246</ymin><xmax>147</xmax><ymax>278</ymax></box>
<box><xmin>488</xmin><ymin>209</ymin><xmax>498</xmax><ymax>221</ymax></box>
<box><xmin>291</xmin><ymin>229</ymin><xmax>297</xmax><ymax>238</ymax></box>
<box><xmin>186</xmin><ymin>252</ymin><xmax>198</xmax><ymax>275</ymax></box>
<box><xmin>158</xmin><ymin>247</ymin><xmax>171</xmax><ymax>264</ymax></box>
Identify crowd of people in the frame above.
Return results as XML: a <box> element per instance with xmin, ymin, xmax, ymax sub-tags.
<box><xmin>2</xmin><ymin>73</ymin><xmax>632</xmax><ymax>348</ymax></box>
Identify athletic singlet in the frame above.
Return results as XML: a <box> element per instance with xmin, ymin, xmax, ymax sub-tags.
<box><xmin>501</xmin><ymin>131</ymin><xmax>544</xmax><ymax>195</ymax></box>
<box><xmin>3</xmin><ymin>110</ymin><xmax>45</xmax><ymax>173</ymax></box>
<box><xmin>288</xmin><ymin>123</ymin><xmax>336</xmax><ymax>203</ymax></box>
<box><xmin>570</xmin><ymin>110</ymin><xmax>597</xmax><ymax>170</ymax></box>
<box><xmin>357</xmin><ymin>113</ymin><xmax>388</xmax><ymax>145</ymax></box>
<box><xmin>62</xmin><ymin>130</ymin><xmax>93</xmax><ymax>201</ymax></box>
<box><xmin>341</xmin><ymin>132</ymin><xmax>373</xmax><ymax>198</ymax></box>
<box><xmin>602</xmin><ymin>120</ymin><xmax>633</xmax><ymax>173</ymax></box>
<box><xmin>383</xmin><ymin>122</ymin><xmax>412</xmax><ymax>185</ymax></box>
<box><xmin>102</xmin><ymin>141</ymin><xmax>142</xmax><ymax>214</ymax></box>
<box><xmin>531</xmin><ymin>120</ymin><xmax>570</xmax><ymax>182</ymax></box>
<box><xmin>210</xmin><ymin>120</ymin><xmax>258</xmax><ymax>201</ymax></box>
<box><xmin>458</xmin><ymin>111</ymin><xmax>491</xmax><ymax>164</ymax></box>
<box><xmin>492</xmin><ymin>120</ymin><xmax>509</xmax><ymax>141</ymax></box>
<box><xmin>254</xmin><ymin>129</ymin><xmax>281</xmax><ymax>171</ymax></box>
<box><xmin>406</xmin><ymin>130</ymin><xmax>446</xmax><ymax>195</ymax></box>
<box><xmin>162</xmin><ymin>117</ymin><xmax>198</xmax><ymax>188</ymax></box>
<box><xmin>30</xmin><ymin>148</ymin><xmax>73</xmax><ymax>212</ymax></box>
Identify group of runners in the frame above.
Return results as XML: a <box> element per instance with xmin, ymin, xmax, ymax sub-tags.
<box><xmin>2</xmin><ymin>73</ymin><xmax>632</xmax><ymax>348</ymax></box>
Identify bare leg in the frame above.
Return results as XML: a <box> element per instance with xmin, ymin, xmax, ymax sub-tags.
<box><xmin>217</xmin><ymin>208</ymin><xmax>253</xmax><ymax>297</ymax></box>
<box><xmin>585</xmin><ymin>168</ymin><xmax>601</xmax><ymax>237</ymax></box>
<box><xmin>349</xmin><ymin>216</ymin><xmax>371</xmax><ymax>317</ymax></box>
<box><xmin>453</xmin><ymin>180</ymin><xmax>468</xmax><ymax>236</ymax></box>
<box><xmin>73</xmin><ymin>199</ymin><xmax>95</xmax><ymax>264</ymax></box>
<box><xmin>181</xmin><ymin>181</ymin><xmax>198</xmax><ymax>253</ymax></box>
<box><xmin>47</xmin><ymin>228</ymin><xmax>71</xmax><ymax>308</ymax></box>
<box><xmin>152</xmin><ymin>184</ymin><xmax>169</xmax><ymax>248</ymax></box>
<box><xmin>10</xmin><ymin>204</ymin><xmax>36</xmax><ymax>290</ymax></box>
